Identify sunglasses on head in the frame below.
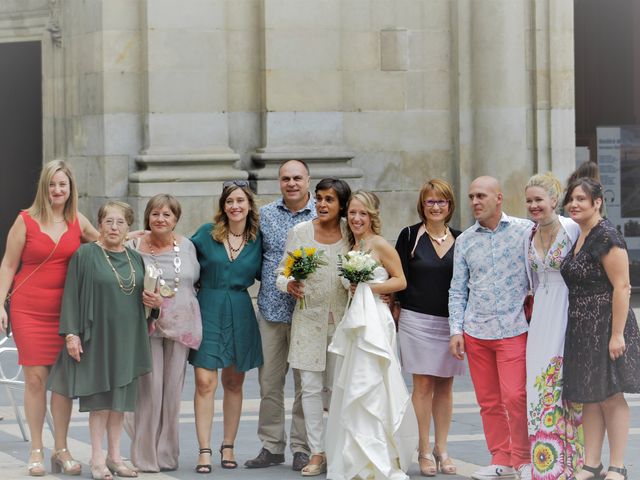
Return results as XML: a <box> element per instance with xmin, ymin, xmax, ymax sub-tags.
<box><xmin>222</xmin><ymin>180</ymin><xmax>250</xmax><ymax>189</ymax></box>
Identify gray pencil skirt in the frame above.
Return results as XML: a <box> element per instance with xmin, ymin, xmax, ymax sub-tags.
<box><xmin>397</xmin><ymin>308</ymin><xmax>465</xmax><ymax>377</ymax></box>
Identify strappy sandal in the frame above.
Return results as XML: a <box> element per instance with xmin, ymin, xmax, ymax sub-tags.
<box><xmin>27</xmin><ymin>448</ymin><xmax>46</xmax><ymax>477</ymax></box>
<box><xmin>418</xmin><ymin>451</ymin><xmax>437</xmax><ymax>477</ymax></box>
<box><xmin>90</xmin><ymin>464</ymin><xmax>113</xmax><ymax>480</ymax></box>
<box><xmin>219</xmin><ymin>443</ymin><xmax>237</xmax><ymax>469</ymax></box>
<box><xmin>106</xmin><ymin>458</ymin><xmax>138</xmax><ymax>477</ymax></box>
<box><xmin>195</xmin><ymin>448</ymin><xmax>212</xmax><ymax>474</ymax></box>
<box><xmin>433</xmin><ymin>449</ymin><xmax>457</xmax><ymax>475</ymax></box>
<box><xmin>51</xmin><ymin>447</ymin><xmax>82</xmax><ymax>475</ymax></box>
<box><xmin>604</xmin><ymin>466</ymin><xmax>627</xmax><ymax>480</ymax></box>
<box><xmin>574</xmin><ymin>463</ymin><xmax>605</xmax><ymax>480</ymax></box>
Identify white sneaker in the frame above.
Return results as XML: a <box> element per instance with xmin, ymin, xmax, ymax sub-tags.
<box><xmin>471</xmin><ymin>465</ymin><xmax>517</xmax><ymax>480</ymax></box>
<box><xmin>517</xmin><ymin>464</ymin><xmax>532</xmax><ymax>480</ymax></box>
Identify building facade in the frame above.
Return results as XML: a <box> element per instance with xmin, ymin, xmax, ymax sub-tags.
<box><xmin>0</xmin><ymin>0</ymin><xmax>576</xmax><ymax>237</ymax></box>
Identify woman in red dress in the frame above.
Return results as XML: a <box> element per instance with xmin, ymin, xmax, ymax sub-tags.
<box><xmin>0</xmin><ymin>160</ymin><xmax>98</xmax><ymax>476</ymax></box>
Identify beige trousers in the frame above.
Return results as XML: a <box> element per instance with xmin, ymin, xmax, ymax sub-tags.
<box><xmin>257</xmin><ymin>312</ymin><xmax>309</xmax><ymax>455</ymax></box>
<box><xmin>125</xmin><ymin>336</ymin><xmax>189</xmax><ymax>472</ymax></box>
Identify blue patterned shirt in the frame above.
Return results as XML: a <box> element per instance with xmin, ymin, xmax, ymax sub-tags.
<box><xmin>258</xmin><ymin>195</ymin><xmax>316</xmax><ymax>323</ymax></box>
<box><xmin>448</xmin><ymin>213</ymin><xmax>533</xmax><ymax>340</ymax></box>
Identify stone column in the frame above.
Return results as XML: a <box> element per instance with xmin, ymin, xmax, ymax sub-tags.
<box><xmin>451</xmin><ymin>0</ymin><xmax>575</xmax><ymax>225</ymax></box>
<box><xmin>130</xmin><ymin>0</ymin><xmax>243</xmax><ymax>198</ymax></box>
<box><xmin>250</xmin><ymin>0</ymin><xmax>361</xmax><ymax>194</ymax></box>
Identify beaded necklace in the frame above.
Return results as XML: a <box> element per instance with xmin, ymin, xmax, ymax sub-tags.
<box><xmin>147</xmin><ymin>236</ymin><xmax>181</xmax><ymax>297</ymax></box>
<box><xmin>98</xmin><ymin>242</ymin><xmax>136</xmax><ymax>295</ymax></box>
<box><xmin>226</xmin><ymin>231</ymin><xmax>247</xmax><ymax>262</ymax></box>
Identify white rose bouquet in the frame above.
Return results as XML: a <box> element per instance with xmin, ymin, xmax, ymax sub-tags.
<box><xmin>337</xmin><ymin>248</ymin><xmax>379</xmax><ymax>307</ymax></box>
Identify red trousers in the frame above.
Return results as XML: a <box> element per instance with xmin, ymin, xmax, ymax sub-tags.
<box><xmin>464</xmin><ymin>332</ymin><xmax>530</xmax><ymax>468</ymax></box>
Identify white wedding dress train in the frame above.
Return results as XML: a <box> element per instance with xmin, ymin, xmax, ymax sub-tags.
<box><xmin>326</xmin><ymin>267</ymin><xmax>418</xmax><ymax>480</ymax></box>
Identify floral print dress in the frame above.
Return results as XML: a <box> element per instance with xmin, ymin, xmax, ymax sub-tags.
<box><xmin>526</xmin><ymin>226</ymin><xmax>584</xmax><ymax>480</ymax></box>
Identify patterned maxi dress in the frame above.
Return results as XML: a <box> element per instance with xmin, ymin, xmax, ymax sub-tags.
<box><xmin>526</xmin><ymin>223</ymin><xmax>584</xmax><ymax>480</ymax></box>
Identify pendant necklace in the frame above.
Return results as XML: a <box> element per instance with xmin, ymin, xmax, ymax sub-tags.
<box><xmin>147</xmin><ymin>236</ymin><xmax>181</xmax><ymax>297</ymax></box>
<box><xmin>98</xmin><ymin>242</ymin><xmax>136</xmax><ymax>295</ymax></box>
<box><xmin>425</xmin><ymin>225</ymin><xmax>449</xmax><ymax>245</ymax></box>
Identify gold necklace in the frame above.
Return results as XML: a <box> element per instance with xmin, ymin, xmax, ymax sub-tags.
<box><xmin>98</xmin><ymin>242</ymin><xmax>136</xmax><ymax>295</ymax></box>
<box><xmin>147</xmin><ymin>236</ymin><xmax>181</xmax><ymax>297</ymax></box>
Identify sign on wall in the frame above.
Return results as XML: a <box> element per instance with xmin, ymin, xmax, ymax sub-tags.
<box><xmin>597</xmin><ymin>126</ymin><xmax>640</xmax><ymax>288</ymax></box>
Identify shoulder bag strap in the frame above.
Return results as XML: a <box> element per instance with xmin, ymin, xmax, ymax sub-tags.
<box><xmin>7</xmin><ymin>238</ymin><xmax>61</xmax><ymax>300</ymax></box>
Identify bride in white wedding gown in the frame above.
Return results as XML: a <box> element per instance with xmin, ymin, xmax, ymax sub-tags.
<box><xmin>326</xmin><ymin>191</ymin><xmax>419</xmax><ymax>480</ymax></box>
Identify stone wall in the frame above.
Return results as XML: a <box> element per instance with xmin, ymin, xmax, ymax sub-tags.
<box><xmin>0</xmin><ymin>0</ymin><xmax>576</xmax><ymax>240</ymax></box>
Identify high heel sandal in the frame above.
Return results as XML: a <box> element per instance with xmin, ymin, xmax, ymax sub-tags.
<box><xmin>90</xmin><ymin>463</ymin><xmax>113</xmax><ymax>480</ymax></box>
<box><xmin>301</xmin><ymin>453</ymin><xmax>327</xmax><ymax>477</ymax></box>
<box><xmin>605</xmin><ymin>466</ymin><xmax>627</xmax><ymax>480</ymax></box>
<box><xmin>433</xmin><ymin>449</ymin><xmax>457</xmax><ymax>475</ymax></box>
<box><xmin>219</xmin><ymin>443</ymin><xmax>237</xmax><ymax>469</ymax></box>
<box><xmin>195</xmin><ymin>448</ymin><xmax>212</xmax><ymax>474</ymax></box>
<box><xmin>418</xmin><ymin>451</ymin><xmax>437</xmax><ymax>477</ymax></box>
<box><xmin>574</xmin><ymin>463</ymin><xmax>604</xmax><ymax>480</ymax></box>
<box><xmin>27</xmin><ymin>448</ymin><xmax>46</xmax><ymax>477</ymax></box>
<box><xmin>105</xmin><ymin>458</ymin><xmax>138</xmax><ymax>477</ymax></box>
<box><xmin>51</xmin><ymin>448</ymin><xmax>82</xmax><ymax>475</ymax></box>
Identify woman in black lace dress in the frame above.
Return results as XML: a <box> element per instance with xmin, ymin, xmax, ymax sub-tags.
<box><xmin>560</xmin><ymin>178</ymin><xmax>640</xmax><ymax>480</ymax></box>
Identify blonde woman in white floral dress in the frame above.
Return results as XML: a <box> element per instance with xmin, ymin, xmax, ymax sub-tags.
<box><xmin>524</xmin><ymin>173</ymin><xmax>583</xmax><ymax>480</ymax></box>
<box><xmin>276</xmin><ymin>178</ymin><xmax>351</xmax><ymax>476</ymax></box>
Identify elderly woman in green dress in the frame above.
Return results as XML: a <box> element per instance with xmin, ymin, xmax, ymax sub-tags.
<box><xmin>48</xmin><ymin>201</ymin><xmax>161</xmax><ymax>480</ymax></box>
<box><xmin>190</xmin><ymin>181</ymin><xmax>263</xmax><ymax>473</ymax></box>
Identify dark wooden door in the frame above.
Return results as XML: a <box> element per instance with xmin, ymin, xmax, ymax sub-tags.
<box><xmin>575</xmin><ymin>0</ymin><xmax>640</xmax><ymax>156</ymax></box>
<box><xmin>0</xmin><ymin>41</ymin><xmax>43</xmax><ymax>255</ymax></box>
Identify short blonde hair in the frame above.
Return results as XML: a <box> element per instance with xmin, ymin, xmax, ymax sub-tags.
<box><xmin>525</xmin><ymin>172</ymin><xmax>563</xmax><ymax>209</ymax></box>
<box><xmin>28</xmin><ymin>160</ymin><xmax>78</xmax><ymax>224</ymax></box>
<box><xmin>417</xmin><ymin>179</ymin><xmax>456</xmax><ymax>225</ymax></box>
<box><xmin>97</xmin><ymin>201</ymin><xmax>134</xmax><ymax>227</ymax></box>
<box><xmin>347</xmin><ymin>190</ymin><xmax>381</xmax><ymax>246</ymax></box>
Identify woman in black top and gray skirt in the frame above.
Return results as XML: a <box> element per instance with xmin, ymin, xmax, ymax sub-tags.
<box><xmin>395</xmin><ymin>179</ymin><xmax>464</xmax><ymax>477</ymax></box>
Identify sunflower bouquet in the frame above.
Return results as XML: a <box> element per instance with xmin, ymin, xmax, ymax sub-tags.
<box><xmin>283</xmin><ymin>246</ymin><xmax>328</xmax><ymax>309</ymax></box>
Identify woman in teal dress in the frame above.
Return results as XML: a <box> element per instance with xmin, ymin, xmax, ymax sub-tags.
<box><xmin>48</xmin><ymin>202</ymin><xmax>161</xmax><ymax>480</ymax></box>
<box><xmin>190</xmin><ymin>180</ymin><xmax>263</xmax><ymax>473</ymax></box>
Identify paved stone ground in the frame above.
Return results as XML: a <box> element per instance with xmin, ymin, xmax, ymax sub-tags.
<box><xmin>1</xmin><ymin>300</ymin><xmax>639</xmax><ymax>479</ymax></box>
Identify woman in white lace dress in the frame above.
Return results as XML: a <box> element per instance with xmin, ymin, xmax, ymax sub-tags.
<box><xmin>276</xmin><ymin>178</ymin><xmax>352</xmax><ymax>476</ymax></box>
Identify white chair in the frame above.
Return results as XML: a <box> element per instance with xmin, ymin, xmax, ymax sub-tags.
<box><xmin>0</xmin><ymin>334</ymin><xmax>54</xmax><ymax>441</ymax></box>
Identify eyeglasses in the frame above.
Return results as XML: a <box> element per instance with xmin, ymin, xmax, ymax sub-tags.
<box><xmin>222</xmin><ymin>180</ymin><xmax>250</xmax><ymax>189</ymax></box>
<box><xmin>103</xmin><ymin>218</ymin><xmax>128</xmax><ymax>229</ymax></box>
<box><xmin>423</xmin><ymin>199</ymin><xmax>449</xmax><ymax>208</ymax></box>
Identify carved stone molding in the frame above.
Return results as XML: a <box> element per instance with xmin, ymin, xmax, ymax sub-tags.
<box><xmin>250</xmin><ymin>147</ymin><xmax>363</xmax><ymax>194</ymax></box>
<box><xmin>129</xmin><ymin>152</ymin><xmax>245</xmax><ymax>196</ymax></box>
